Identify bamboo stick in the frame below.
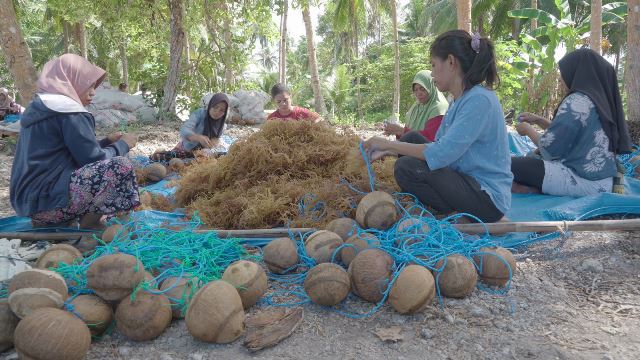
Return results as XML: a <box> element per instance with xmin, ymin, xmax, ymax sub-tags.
<box><xmin>1</xmin><ymin>218</ymin><xmax>639</xmax><ymax>241</ymax></box>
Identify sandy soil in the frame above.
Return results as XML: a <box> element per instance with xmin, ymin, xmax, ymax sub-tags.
<box><xmin>1</xmin><ymin>123</ymin><xmax>639</xmax><ymax>360</ymax></box>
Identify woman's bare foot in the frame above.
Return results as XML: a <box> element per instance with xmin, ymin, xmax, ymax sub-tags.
<box><xmin>511</xmin><ymin>182</ymin><xmax>541</xmax><ymax>194</ymax></box>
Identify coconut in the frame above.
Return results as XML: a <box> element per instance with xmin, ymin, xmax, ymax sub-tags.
<box><xmin>340</xmin><ymin>233</ymin><xmax>379</xmax><ymax>266</ymax></box>
<box><xmin>69</xmin><ymin>294</ymin><xmax>114</xmax><ymax>336</ymax></box>
<box><xmin>0</xmin><ymin>299</ymin><xmax>19</xmax><ymax>353</ymax></box>
<box><xmin>221</xmin><ymin>261</ymin><xmax>268</xmax><ymax>309</ymax></box>
<box><xmin>8</xmin><ymin>288</ymin><xmax>64</xmax><ymax>319</ymax></box>
<box><xmin>115</xmin><ymin>291</ymin><xmax>172</xmax><ymax>341</ymax></box>
<box><xmin>304</xmin><ymin>263</ymin><xmax>350</xmax><ymax>306</ymax></box>
<box><xmin>304</xmin><ymin>230</ymin><xmax>343</xmax><ymax>264</ymax></box>
<box><xmin>101</xmin><ymin>224</ymin><xmax>128</xmax><ymax>243</ymax></box>
<box><xmin>168</xmin><ymin>158</ymin><xmax>185</xmax><ymax>173</ymax></box>
<box><xmin>74</xmin><ymin>234</ymin><xmax>100</xmax><ymax>253</ymax></box>
<box><xmin>14</xmin><ymin>308</ymin><xmax>91</xmax><ymax>360</ymax></box>
<box><xmin>325</xmin><ymin>218</ymin><xmax>359</xmax><ymax>241</ymax></box>
<box><xmin>159</xmin><ymin>276</ymin><xmax>193</xmax><ymax>318</ymax></box>
<box><xmin>473</xmin><ymin>247</ymin><xmax>517</xmax><ymax>287</ymax></box>
<box><xmin>8</xmin><ymin>269</ymin><xmax>68</xmax><ymax>300</ymax></box>
<box><xmin>348</xmin><ymin>249</ymin><xmax>394</xmax><ymax>303</ymax></box>
<box><xmin>35</xmin><ymin>244</ymin><xmax>83</xmax><ymax>269</ymax></box>
<box><xmin>139</xmin><ymin>191</ymin><xmax>153</xmax><ymax>206</ymax></box>
<box><xmin>355</xmin><ymin>191</ymin><xmax>398</xmax><ymax>230</ymax></box>
<box><xmin>395</xmin><ymin>218</ymin><xmax>430</xmax><ymax>246</ymax></box>
<box><xmin>186</xmin><ymin>280</ymin><xmax>245</xmax><ymax>343</ymax></box>
<box><xmin>86</xmin><ymin>253</ymin><xmax>145</xmax><ymax>301</ymax></box>
<box><xmin>263</xmin><ymin>237</ymin><xmax>299</xmax><ymax>274</ymax></box>
<box><xmin>435</xmin><ymin>254</ymin><xmax>478</xmax><ymax>298</ymax></box>
<box><xmin>389</xmin><ymin>265</ymin><xmax>435</xmax><ymax>314</ymax></box>
<box><xmin>144</xmin><ymin>163</ymin><xmax>167</xmax><ymax>182</ymax></box>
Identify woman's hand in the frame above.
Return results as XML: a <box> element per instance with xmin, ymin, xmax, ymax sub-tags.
<box><xmin>517</xmin><ymin>112</ymin><xmax>546</xmax><ymax>127</ymax></box>
<box><xmin>363</xmin><ymin>136</ymin><xmax>392</xmax><ymax>157</ymax></box>
<box><xmin>383</xmin><ymin>122</ymin><xmax>404</xmax><ymax>136</ymax></box>
<box><xmin>515</xmin><ymin>122</ymin><xmax>535</xmax><ymax>136</ymax></box>
<box><xmin>189</xmin><ymin>134</ymin><xmax>213</xmax><ymax>148</ymax></box>
<box><xmin>121</xmin><ymin>133</ymin><xmax>138</xmax><ymax>148</ymax></box>
<box><xmin>107</xmin><ymin>132</ymin><xmax>123</xmax><ymax>143</ymax></box>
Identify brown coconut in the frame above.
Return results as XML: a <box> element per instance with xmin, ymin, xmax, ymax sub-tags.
<box><xmin>115</xmin><ymin>291</ymin><xmax>172</xmax><ymax>341</ymax></box>
<box><xmin>325</xmin><ymin>218</ymin><xmax>359</xmax><ymax>241</ymax></box>
<box><xmin>14</xmin><ymin>307</ymin><xmax>91</xmax><ymax>360</ymax></box>
<box><xmin>304</xmin><ymin>263</ymin><xmax>350</xmax><ymax>306</ymax></box>
<box><xmin>168</xmin><ymin>158</ymin><xmax>185</xmax><ymax>173</ymax></box>
<box><xmin>263</xmin><ymin>237</ymin><xmax>299</xmax><ymax>274</ymax></box>
<box><xmin>8</xmin><ymin>288</ymin><xmax>64</xmax><ymax>319</ymax></box>
<box><xmin>348</xmin><ymin>249</ymin><xmax>394</xmax><ymax>303</ymax></box>
<box><xmin>101</xmin><ymin>224</ymin><xmax>128</xmax><ymax>243</ymax></box>
<box><xmin>69</xmin><ymin>294</ymin><xmax>114</xmax><ymax>336</ymax></box>
<box><xmin>389</xmin><ymin>265</ymin><xmax>435</xmax><ymax>314</ymax></box>
<box><xmin>0</xmin><ymin>299</ymin><xmax>19</xmax><ymax>353</ymax></box>
<box><xmin>186</xmin><ymin>280</ymin><xmax>245</xmax><ymax>343</ymax></box>
<box><xmin>355</xmin><ymin>191</ymin><xmax>398</xmax><ymax>230</ymax></box>
<box><xmin>395</xmin><ymin>218</ymin><xmax>430</xmax><ymax>246</ymax></box>
<box><xmin>86</xmin><ymin>253</ymin><xmax>145</xmax><ymax>301</ymax></box>
<box><xmin>435</xmin><ymin>254</ymin><xmax>478</xmax><ymax>298</ymax></box>
<box><xmin>8</xmin><ymin>269</ymin><xmax>68</xmax><ymax>300</ymax></box>
<box><xmin>159</xmin><ymin>276</ymin><xmax>193</xmax><ymax>318</ymax></box>
<box><xmin>305</xmin><ymin>230</ymin><xmax>343</xmax><ymax>264</ymax></box>
<box><xmin>473</xmin><ymin>247</ymin><xmax>517</xmax><ymax>287</ymax></box>
<box><xmin>222</xmin><ymin>260</ymin><xmax>268</xmax><ymax>310</ymax></box>
<box><xmin>144</xmin><ymin>163</ymin><xmax>167</xmax><ymax>182</ymax></box>
<box><xmin>35</xmin><ymin>244</ymin><xmax>83</xmax><ymax>269</ymax></box>
<box><xmin>340</xmin><ymin>233</ymin><xmax>379</xmax><ymax>266</ymax></box>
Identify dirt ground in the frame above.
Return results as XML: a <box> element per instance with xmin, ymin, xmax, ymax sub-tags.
<box><xmin>1</xmin><ymin>123</ymin><xmax>639</xmax><ymax>360</ymax></box>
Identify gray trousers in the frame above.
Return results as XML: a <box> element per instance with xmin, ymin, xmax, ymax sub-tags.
<box><xmin>394</xmin><ymin>131</ymin><xmax>504</xmax><ymax>223</ymax></box>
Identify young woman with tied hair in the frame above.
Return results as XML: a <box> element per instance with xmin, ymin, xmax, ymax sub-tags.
<box><xmin>364</xmin><ymin>30</ymin><xmax>512</xmax><ymax>223</ymax></box>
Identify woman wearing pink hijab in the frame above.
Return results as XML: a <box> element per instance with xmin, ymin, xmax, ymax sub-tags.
<box><xmin>10</xmin><ymin>54</ymin><xmax>139</xmax><ymax>229</ymax></box>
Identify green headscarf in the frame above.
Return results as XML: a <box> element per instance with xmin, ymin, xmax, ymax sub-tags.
<box><xmin>405</xmin><ymin>70</ymin><xmax>449</xmax><ymax>131</ymax></box>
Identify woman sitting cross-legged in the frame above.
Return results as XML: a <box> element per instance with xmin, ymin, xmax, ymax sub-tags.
<box><xmin>10</xmin><ymin>54</ymin><xmax>139</xmax><ymax>229</ymax></box>
<box><xmin>511</xmin><ymin>48</ymin><xmax>632</xmax><ymax>197</ymax></box>
<box><xmin>364</xmin><ymin>30</ymin><xmax>512</xmax><ymax>223</ymax></box>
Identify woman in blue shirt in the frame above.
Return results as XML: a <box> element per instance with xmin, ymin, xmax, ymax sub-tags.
<box><xmin>364</xmin><ymin>30</ymin><xmax>512</xmax><ymax>223</ymax></box>
<box><xmin>512</xmin><ymin>49</ymin><xmax>632</xmax><ymax>196</ymax></box>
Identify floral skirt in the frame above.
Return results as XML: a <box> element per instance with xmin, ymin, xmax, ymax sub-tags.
<box><xmin>31</xmin><ymin>157</ymin><xmax>140</xmax><ymax>225</ymax></box>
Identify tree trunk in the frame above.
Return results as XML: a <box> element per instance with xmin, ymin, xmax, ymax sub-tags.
<box><xmin>391</xmin><ymin>0</ymin><xmax>400</xmax><ymax>122</ymax></box>
<box><xmin>0</xmin><ymin>0</ymin><xmax>38</xmax><ymax>103</ymax></box>
<box><xmin>302</xmin><ymin>5</ymin><xmax>327</xmax><ymax>115</ymax></box>
<box><xmin>353</xmin><ymin>15</ymin><xmax>363</xmax><ymax>123</ymax></box>
<box><xmin>74</xmin><ymin>22</ymin><xmax>88</xmax><ymax>58</ymax></box>
<box><xmin>531</xmin><ymin>0</ymin><xmax>537</xmax><ymax>30</ymax></box>
<box><xmin>63</xmin><ymin>21</ymin><xmax>71</xmax><ymax>53</ymax></box>
<box><xmin>119</xmin><ymin>42</ymin><xmax>129</xmax><ymax>85</ymax></box>
<box><xmin>279</xmin><ymin>0</ymin><xmax>288</xmax><ymax>85</ymax></box>
<box><xmin>511</xmin><ymin>18</ymin><xmax>520</xmax><ymax>40</ymax></box>
<box><xmin>161</xmin><ymin>0</ymin><xmax>186</xmax><ymax>120</ymax></box>
<box><xmin>626</xmin><ymin>0</ymin><xmax>640</xmax><ymax>121</ymax></box>
<box><xmin>220</xmin><ymin>1</ymin><xmax>234</xmax><ymax>91</ymax></box>
<box><xmin>185</xmin><ymin>35</ymin><xmax>191</xmax><ymax>76</ymax></box>
<box><xmin>590</xmin><ymin>0</ymin><xmax>602</xmax><ymax>54</ymax></box>
<box><xmin>456</xmin><ymin>0</ymin><xmax>472</xmax><ymax>32</ymax></box>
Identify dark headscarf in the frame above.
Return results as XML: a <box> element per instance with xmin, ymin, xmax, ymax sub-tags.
<box><xmin>557</xmin><ymin>48</ymin><xmax>631</xmax><ymax>154</ymax></box>
<box><xmin>203</xmin><ymin>93</ymin><xmax>229</xmax><ymax>139</ymax></box>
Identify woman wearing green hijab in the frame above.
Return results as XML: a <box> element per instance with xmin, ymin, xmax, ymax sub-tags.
<box><xmin>384</xmin><ymin>70</ymin><xmax>449</xmax><ymax>142</ymax></box>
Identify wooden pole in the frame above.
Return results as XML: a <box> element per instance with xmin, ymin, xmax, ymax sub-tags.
<box><xmin>2</xmin><ymin>219</ymin><xmax>640</xmax><ymax>242</ymax></box>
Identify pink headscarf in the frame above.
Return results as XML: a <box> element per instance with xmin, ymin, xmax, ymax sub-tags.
<box><xmin>37</xmin><ymin>54</ymin><xmax>106</xmax><ymax>105</ymax></box>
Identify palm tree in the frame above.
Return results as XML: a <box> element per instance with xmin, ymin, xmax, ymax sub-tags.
<box><xmin>627</xmin><ymin>0</ymin><xmax>640</xmax><ymax>122</ymax></box>
<box><xmin>590</xmin><ymin>0</ymin><xmax>602</xmax><ymax>54</ymax></box>
<box><xmin>161</xmin><ymin>0</ymin><xmax>186</xmax><ymax>120</ymax></box>
<box><xmin>391</xmin><ymin>0</ymin><xmax>401</xmax><ymax>122</ymax></box>
<box><xmin>258</xmin><ymin>47</ymin><xmax>277</xmax><ymax>71</ymax></box>
<box><xmin>302</xmin><ymin>3</ymin><xmax>327</xmax><ymax>115</ymax></box>
<box><xmin>457</xmin><ymin>0</ymin><xmax>472</xmax><ymax>32</ymax></box>
<box><xmin>279</xmin><ymin>0</ymin><xmax>289</xmax><ymax>85</ymax></box>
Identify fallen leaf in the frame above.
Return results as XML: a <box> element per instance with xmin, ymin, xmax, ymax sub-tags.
<box><xmin>244</xmin><ymin>307</ymin><xmax>303</xmax><ymax>352</ymax></box>
<box><xmin>374</xmin><ymin>325</ymin><xmax>403</xmax><ymax>342</ymax></box>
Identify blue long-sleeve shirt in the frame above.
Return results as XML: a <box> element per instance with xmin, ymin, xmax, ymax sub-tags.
<box><xmin>423</xmin><ymin>85</ymin><xmax>512</xmax><ymax>214</ymax></box>
<box><xmin>10</xmin><ymin>94</ymin><xmax>129</xmax><ymax>216</ymax></box>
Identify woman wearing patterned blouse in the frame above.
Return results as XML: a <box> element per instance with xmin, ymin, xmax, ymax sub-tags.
<box><xmin>511</xmin><ymin>49</ymin><xmax>632</xmax><ymax>197</ymax></box>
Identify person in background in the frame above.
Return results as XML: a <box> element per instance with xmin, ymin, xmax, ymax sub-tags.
<box><xmin>0</xmin><ymin>88</ymin><xmax>25</xmax><ymax>120</ymax></box>
<box><xmin>175</xmin><ymin>93</ymin><xmax>229</xmax><ymax>153</ymax></box>
<box><xmin>364</xmin><ymin>30</ymin><xmax>512</xmax><ymax>223</ymax></box>
<box><xmin>383</xmin><ymin>70</ymin><xmax>449</xmax><ymax>142</ymax></box>
<box><xmin>10</xmin><ymin>54</ymin><xmax>139</xmax><ymax>229</ymax></box>
<box><xmin>511</xmin><ymin>48</ymin><xmax>632</xmax><ymax>196</ymax></box>
<box><xmin>118</xmin><ymin>82</ymin><xmax>128</xmax><ymax>92</ymax></box>
<box><xmin>267</xmin><ymin>83</ymin><xmax>322</xmax><ymax>122</ymax></box>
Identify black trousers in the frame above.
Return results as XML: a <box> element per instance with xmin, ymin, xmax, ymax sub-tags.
<box><xmin>394</xmin><ymin>131</ymin><xmax>504</xmax><ymax>223</ymax></box>
<box><xmin>511</xmin><ymin>156</ymin><xmax>545</xmax><ymax>189</ymax></box>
